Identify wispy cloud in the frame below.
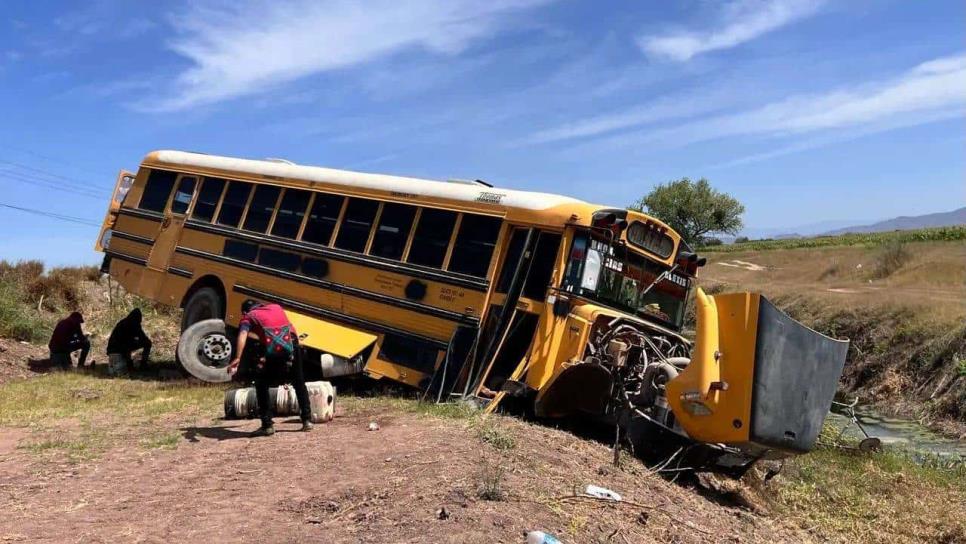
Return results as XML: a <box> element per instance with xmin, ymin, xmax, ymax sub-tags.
<box><xmin>149</xmin><ymin>0</ymin><xmax>550</xmax><ymax>111</ymax></box>
<box><xmin>639</xmin><ymin>0</ymin><xmax>826</xmax><ymax>62</ymax></box>
<box><xmin>573</xmin><ymin>53</ymin><xmax>966</xmax><ymax>154</ymax></box>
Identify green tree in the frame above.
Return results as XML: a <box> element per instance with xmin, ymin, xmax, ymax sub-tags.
<box><xmin>631</xmin><ymin>177</ymin><xmax>745</xmax><ymax>246</ymax></box>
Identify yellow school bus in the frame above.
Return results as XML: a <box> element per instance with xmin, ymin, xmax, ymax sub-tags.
<box><xmin>96</xmin><ymin>150</ymin><xmax>847</xmax><ymax>461</ymax></box>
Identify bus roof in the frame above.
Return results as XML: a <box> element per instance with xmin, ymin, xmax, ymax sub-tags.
<box><xmin>143</xmin><ymin>150</ymin><xmax>681</xmax><ymax>263</ymax></box>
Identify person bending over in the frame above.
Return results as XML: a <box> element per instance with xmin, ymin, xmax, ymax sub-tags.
<box><xmin>48</xmin><ymin>312</ymin><xmax>90</xmax><ymax>369</ymax></box>
<box><xmin>227</xmin><ymin>299</ymin><xmax>313</xmax><ymax>436</ymax></box>
<box><xmin>106</xmin><ymin>308</ymin><xmax>153</xmax><ymax>375</ymax></box>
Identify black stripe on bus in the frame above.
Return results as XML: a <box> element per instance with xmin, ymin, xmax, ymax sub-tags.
<box><xmin>117</xmin><ymin>207</ymin><xmax>164</xmax><ymax>222</ymax></box>
<box><xmin>232</xmin><ymin>284</ymin><xmax>450</xmax><ymax>351</ymax></box>
<box><xmin>182</xmin><ymin>219</ymin><xmax>489</xmax><ymax>292</ymax></box>
<box><xmin>111</xmin><ymin>230</ymin><xmax>155</xmax><ymax>246</ymax></box>
<box><xmin>104</xmin><ymin>250</ymin><xmax>147</xmax><ymax>267</ymax></box>
<box><xmin>168</xmin><ymin>266</ymin><xmax>194</xmax><ymax>279</ymax></box>
<box><xmin>175</xmin><ymin>246</ymin><xmax>480</xmax><ymax>327</ymax></box>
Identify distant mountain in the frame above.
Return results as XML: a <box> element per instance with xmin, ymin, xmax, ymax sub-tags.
<box><xmin>739</xmin><ymin>219</ymin><xmax>877</xmax><ymax>240</ymax></box>
<box><xmin>822</xmin><ymin>207</ymin><xmax>966</xmax><ymax>235</ymax></box>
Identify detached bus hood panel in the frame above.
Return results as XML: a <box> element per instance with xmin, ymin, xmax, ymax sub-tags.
<box><xmin>286</xmin><ymin>311</ymin><xmax>377</xmax><ymax>359</ymax></box>
<box><xmin>666</xmin><ymin>290</ymin><xmax>848</xmax><ymax>455</ymax></box>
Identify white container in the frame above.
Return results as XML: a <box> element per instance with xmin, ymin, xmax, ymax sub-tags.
<box><xmin>584</xmin><ymin>484</ymin><xmax>622</xmax><ymax>502</ymax></box>
<box><xmin>306</xmin><ymin>381</ymin><xmax>335</xmax><ymax>423</ymax></box>
<box><xmin>526</xmin><ymin>531</ymin><xmax>561</xmax><ymax>544</ymax></box>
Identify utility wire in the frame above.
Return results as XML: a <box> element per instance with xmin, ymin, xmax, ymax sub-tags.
<box><xmin>0</xmin><ymin>158</ymin><xmax>108</xmax><ymax>193</ymax></box>
<box><xmin>0</xmin><ymin>143</ymin><xmax>108</xmax><ymax>178</ymax></box>
<box><xmin>0</xmin><ymin>173</ymin><xmax>108</xmax><ymax>199</ymax></box>
<box><xmin>0</xmin><ymin>202</ymin><xmax>101</xmax><ymax>228</ymax></box>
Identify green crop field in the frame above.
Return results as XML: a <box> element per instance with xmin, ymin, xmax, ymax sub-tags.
<box><xmin>701</xmin><ymin>225</ymin><xmax>966</xmax><ymax>252</ymax></box>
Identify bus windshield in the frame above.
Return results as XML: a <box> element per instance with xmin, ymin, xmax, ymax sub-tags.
<box><xmin>564</xmin><ymin>233</ymin><xmax>690</xmax><ymax>329</ymax></box>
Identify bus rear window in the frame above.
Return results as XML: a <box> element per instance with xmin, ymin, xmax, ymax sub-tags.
<box><xmin>448</xmin><ymin>214</ymin><xmax>501</xmax><ymax>278</ymax></box>
<box><xmin>370</xmin><ymin>202</ymin><xmax>416</xmax><ymax>260</ymax></box>
<box><xmin>406</xmin><ymin>208</ymin><xmax>456</xmax><ymax>269</ymax></box>
<box><xmin>191</xmin><ymin>178</ymin><xmax>225</xmax><ymax>223</ymax></box>
<box><xmin>334</xmin><ymin>198</ymin><xmax>379</xmax><ymax>253</ymax></box>
<box><xmin>271</xmin><ymin>189</ymin><xmax>310</xmax><ymax>239</ymax></box>
<box><xmin>138</xmin><ymin>169</ymin><xmax>177</xmax><ymax>212</ymax></box>
<box><xmin>302</xmin><ymin>193</ymin><xmax>345</xmax><ymax>246</ymax></box>
<box><xmin>242</xmin><ymin>185</ymin><xmax>281</xmax><ymax>233</ymax></box>
<box><xmin>217</xmin><ymin>181</ymin><xmax>253</xmax><ymax>228</ymax></box>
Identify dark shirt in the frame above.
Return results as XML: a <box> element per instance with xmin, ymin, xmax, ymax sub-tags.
<box><xmin>106</xmin><ymin>310</ymin><xmax>149</xmax><ymax>354</ymax></box>
<box><xmin>49</xmin><ymin>315</ymin><xmax>83</xmax><ymax>352</ymax></box>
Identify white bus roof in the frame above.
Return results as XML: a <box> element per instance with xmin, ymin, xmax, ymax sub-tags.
<box><xmin>150</xmin><ymin>150</ymin><xmax>583</xmax><ymax>212</ymax></box>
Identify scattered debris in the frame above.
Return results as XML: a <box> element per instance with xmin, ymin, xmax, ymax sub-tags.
<box><xmin>584</xmin><ymin>484</ymin><xmax>622</xmax><ymax>502</ymax></box>
<box><xmin>367</xmin><ymin>422</ymin><xmax>380</xmax><ymax>431</ymax></box>
<box><xmin>526</xmin><ymin>530</ymin><xmax>562</xmax><ymax>544</ymax></box>
<box><xmin>436</xmin><ymin>507</ymin><xmax>450</xmax><ymax>520</ymax></box>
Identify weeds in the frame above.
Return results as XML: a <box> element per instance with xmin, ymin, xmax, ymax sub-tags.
<box><xmin>474</xmin><ymin>417</ymin><xmax>516</xmax><ymax>451</ymax></box>
<box><xmin>871</xmin><ymin>239</ymin><xmax>911</xmax><ymax>279</ymax></box>
<box><xmin>476</xmin><ymin>455</ymin><xmax>506</xmax><ymax>501</ymax></box>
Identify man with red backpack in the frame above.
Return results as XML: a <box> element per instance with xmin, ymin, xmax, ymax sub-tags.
<box><xmin>226</xmin><ymin>299</ymin><xmax>313</xmax><ymax>436</ymax></box>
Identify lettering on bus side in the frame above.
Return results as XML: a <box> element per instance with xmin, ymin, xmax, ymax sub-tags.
<box><xmin>374</xmin><ymin>273</ymin><xmax>405</xmax><ymax>292</ymax></box>
<box><xmin>439</xmin><ymin>286</ymin><xmax>465</xmax><ymax>303</ymax></box>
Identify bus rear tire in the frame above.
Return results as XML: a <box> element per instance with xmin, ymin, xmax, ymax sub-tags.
<box><xmin>178</xmin><ymin>319</ymin><xmax>233</xmax><ymax>383</ymax></box>
<box><xmin>181</xmin><ymin>287</ymin><xmax>224</xmax><ymax>332</ymax></box>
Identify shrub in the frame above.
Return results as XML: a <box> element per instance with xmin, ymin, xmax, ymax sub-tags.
<box><xmin>734</xmin><ymin>236</ymin><xmax>750</xmax><ymax>244</ymax></box>
<box><xmin>0</xmin><ymin>278</ymin><xmax>48</xmax><ymax>342</ymax></box>
<box><xmin>871</xmin><ymin>239</ymin><xmax>911</xmax><ymax>279</ymax></box>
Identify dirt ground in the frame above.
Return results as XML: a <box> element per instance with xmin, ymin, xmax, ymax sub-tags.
<box><xmin>0</xmin><ymin>400</ymin><xmax>810</xmax><ymax>543</ymax></box>
<box><xmin>0</xmin><ymin>338</ymin><xmax>48</xmax><ymax>385</ymax></box>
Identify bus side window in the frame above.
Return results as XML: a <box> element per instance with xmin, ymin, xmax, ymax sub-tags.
<box><xmin>334</xmin><ymin>198</ymin><xmax>379</xmax><ymax>253</ymax></box>
<box><xmin>271</xmin><ymin>188</ymin><xmax>311</xmax><ymax>239</ymax></box>
<box><xmin>406</xmin><ymin>208</ymin><xmax>457</xmax><ymax>269</ymax></box>
<box><xmin>257</xmin><ymin>247</ymin><xmax>301</xmax><ymax>272</ymax></box>
<box><xmin>217</xmin><ymin>181</ymin><xmax>253</xmax><ymax>228</ymax></box>
<box><xmin>448</xmin><ymin>214</ymin><xmax>502</xmax><ymax>278</ymax></box>
<box><xmin>242</xmin><ymin>185</ymin><xmax>281</xmax><ymax>233</ymax></box>
<box><xmin>191</xmin><ymin>177</ymin><xmax>226</xmax><ymax>223</ymax></box>
<box><xmin>138</xmin><ymin>169</ymin><xmax>177</xmax><ymax>212</ymax></box>
<box><xmin>496</xmin><ymin>228</ymin><xmax>528</xmax><ymax>293</ymax></box>
<box><xmin>522</xmin><ymin>232</ymin><xmax>562</xmax><ymax>300</ymax></box>
<box><xmin>370</xmin><ymin>202</ymin><xmax>416</xmax><ymax>260</ymax></box>
<box><xmin>223</xmin><ymin>240</ymin><xmax>257</xmax><ymax>262</ymax></box>
<box><xmin>170</xmin><ymin>176</ymin><xmax>197</xmax><ymax>215</ymax></box>
<box><xmin>302</xmin><ymin>193</ymin><xmax>345</xmax><ymax>246</ymax></box>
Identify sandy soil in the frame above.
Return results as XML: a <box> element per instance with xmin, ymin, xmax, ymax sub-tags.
<box><xmin>0</xmin><ymin>404</ymin><xmax>808</xmax><ymax>543</ymax></box>
<box><xmin>0</xmin><ymin>338</ymin><xmax>49</xmax><ymax>386</ymax></box>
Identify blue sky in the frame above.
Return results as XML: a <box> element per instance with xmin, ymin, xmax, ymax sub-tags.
<box><xmin>1</xmin><ymin>0</ymin><xmax>963</xmax><ymax>265</ymax></box>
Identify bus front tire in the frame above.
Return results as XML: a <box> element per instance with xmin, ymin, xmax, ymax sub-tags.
<box><xmin>178</xmin><ymin>318</ymin><xmax>233</xmax><ymax>383</ymax></box>
<box><xmin>181</xmin><ymin>287</ymin><xmax>224</xmax><ymax>332</ymax></box>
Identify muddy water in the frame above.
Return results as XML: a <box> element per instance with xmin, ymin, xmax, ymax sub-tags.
<box><xmin>828</xmin><ymin>402</ymin><xmax>966</xmax><ymax>459</ymax></box>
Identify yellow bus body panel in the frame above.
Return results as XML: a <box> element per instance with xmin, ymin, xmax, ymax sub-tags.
<box><xmin>666</xmin><ymin>289</ymin><xmax>759</xmax><ymax>444</ymax></box>
<box><xmin>286</xmin><ymin>311</ymin><xmax>377</xmax><ymax>358</ymax></box>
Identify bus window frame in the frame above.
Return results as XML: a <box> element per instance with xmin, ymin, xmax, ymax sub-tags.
<box><xmin>362</xmin><ymin>201</ymin><xmax>385</xmax><ymax>255</ymax></box>
<box><xmin>399</xmin><ymin>207</ymin><xmax>422</xmax><ymax>262</ymax></box>
<box><xmin>168</xmin><ymin>173</ymin><xmax>199</xmax><ymax>217</ymax></box>
<box><xmin>191</xmin><ymin>176</ymin><xmax>229</xmax><ymax>224</ymax></box>
<box><xmin>440</xmin><ymin>213</ymin><xmax>464</xmax><ymax>270</ymax></box>
<box><xmin>294</xmin><ymin>191</ymin><xmax>316</xmax><ymax>241</ymax></box>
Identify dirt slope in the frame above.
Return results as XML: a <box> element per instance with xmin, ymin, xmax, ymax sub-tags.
<box><xmin>0</xmin><ymin>402</ymin><xmax>805</xmax><ymax>543</ymax></box>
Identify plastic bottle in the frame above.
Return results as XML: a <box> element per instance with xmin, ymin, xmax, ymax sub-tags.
<box><xmin>584</xmin><ymin>484</ymin><xmax>622</xmax><ymax>501</ymax></box>
<box><xmin>526</xmin><ymin>530</ymin><xmax>562</xmax><ymax>544</ymax></box>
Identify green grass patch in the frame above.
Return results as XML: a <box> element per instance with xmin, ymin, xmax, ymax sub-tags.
<box><xmin>338</xmin><ymin>394</ymin><xmax>477</xmax><ymax>420</ymax></box>
<box><xmin>0</xmin><ymin>372</ymin><xmax>225</xmax><ymax>427</ymax></box>
<box><xmin>701</xmin><ymin>225</ymin><xmax>966</xmax><ymax>252</ymax></box>
<box><xmin>776</xmin><ymin>425</ymin><xmax>966</xmax><ymax>542</ymax></box>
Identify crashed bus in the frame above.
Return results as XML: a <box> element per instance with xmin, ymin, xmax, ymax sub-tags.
<box><xmin>95</xmin><ymin>150</ymin><xmax>848</xmax><ymax>463</ymax></box>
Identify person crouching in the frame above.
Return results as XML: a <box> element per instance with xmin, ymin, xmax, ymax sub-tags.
<box><xmin>106</xmin><ymin>308</ymin><xmax>153</xmax><ymax>376</ymax></box>
<box><xmin>48</xmin><ymin>312</ymin><xmax>90</xmax><ymax>369</ymax></box>
<box><xmin>226</xmin><ymin>299</ymin><xmax>313</xmax><ymax>436</ymax></box>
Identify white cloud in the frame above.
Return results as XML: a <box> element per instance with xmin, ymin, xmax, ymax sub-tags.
<box><xmin>574</xmin><ymin>53</ymin><xmax>966</xmax><ymax>154</ymax></box>
<box><xmin>150</xmin><ymin>0</ymin><xmax>550</xmax><ymax>111</ymax></box>
<box><xmin>639</xmin><ymin>0</ymin><xmax>826</xmax><ymax>62</ymax></box>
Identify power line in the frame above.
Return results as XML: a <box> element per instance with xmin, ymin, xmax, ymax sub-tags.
<box><xmin>0</xmin><ymin>202</ymin><xmax>102</xmax><ymax>228</ymax></box>
<box><xmin>0</xmin><ymin>173</ymin><xmax>108</xmax><ymax>199</ymax></box>
<box><xmin>0</xmin><ymin>158</ymin><xmax>109</xmax><ymax>193</ymax></box>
